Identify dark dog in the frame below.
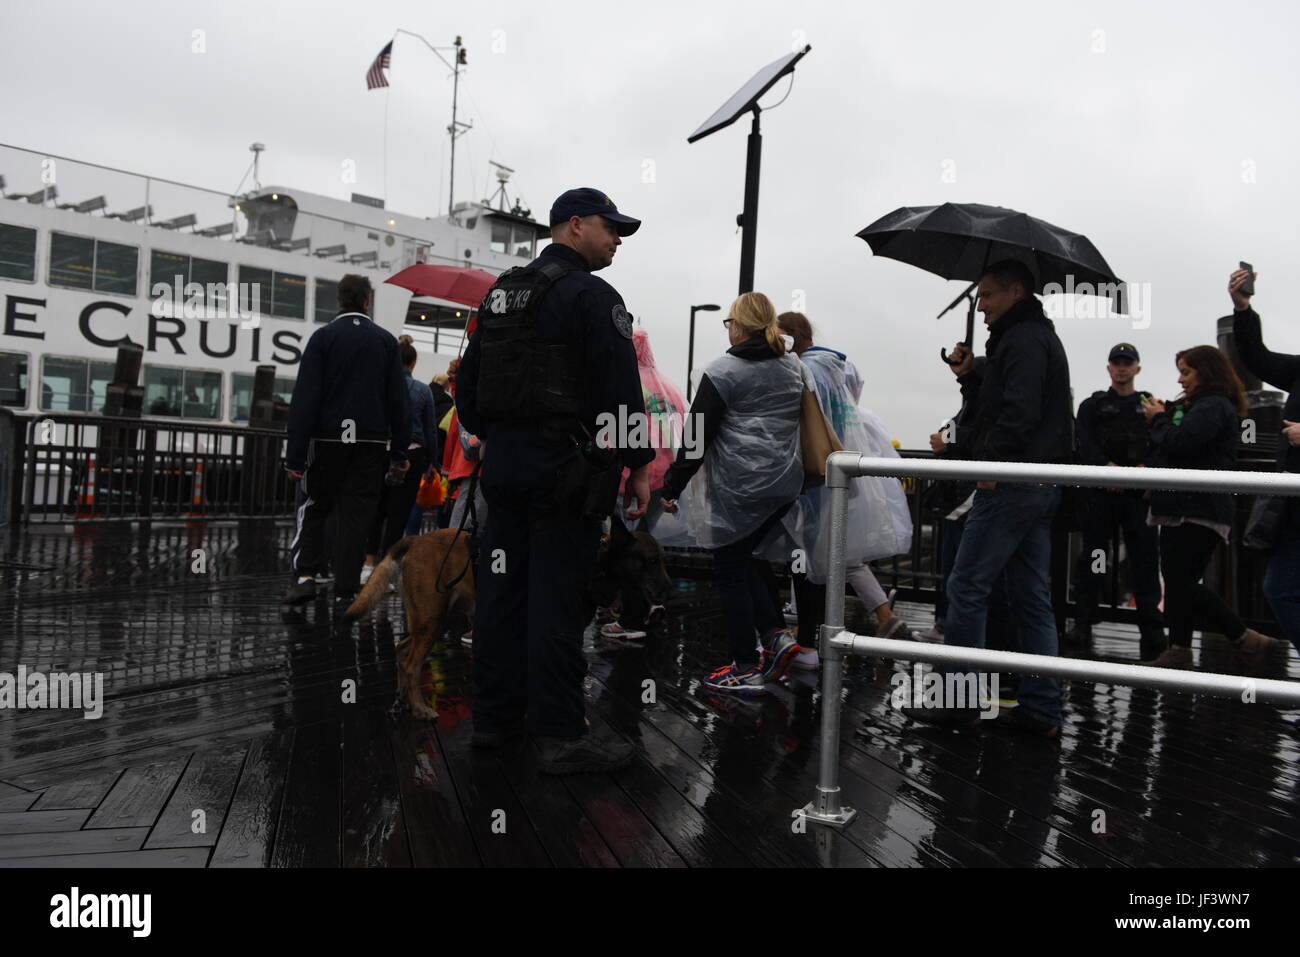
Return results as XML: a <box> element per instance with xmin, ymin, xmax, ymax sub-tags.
<box><xmin>345</xmin><ymin>516</ymin><xmax>672</xmax><ymax>719</ymax></box>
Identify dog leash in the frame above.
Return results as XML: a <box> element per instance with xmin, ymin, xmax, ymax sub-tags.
<box><xmin>434</xmin><ymin>460</ymin><xmax>481</xmax><ymax>594</ymax></box>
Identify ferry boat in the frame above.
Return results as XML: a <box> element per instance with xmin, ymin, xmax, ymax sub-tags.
<box><xmin>0</xmin><ymin>141</ymin><xmax>547</xmax><ymax>424</ymax></box>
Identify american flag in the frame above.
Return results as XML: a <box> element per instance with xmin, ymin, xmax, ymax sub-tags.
<box><xmin>366</xmin><ymin>41</ymin><xmax>392</xmax><ymax>90</ymax></box>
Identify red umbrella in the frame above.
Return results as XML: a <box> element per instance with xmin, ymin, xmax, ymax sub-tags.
<box><xmin>385</xmin><ymin>264</ymin><xmax>497</xmax><ymax>308</ymax></box>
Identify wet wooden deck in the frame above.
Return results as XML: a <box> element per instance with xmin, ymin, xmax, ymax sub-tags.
<box><xmin>1</xmin><ymin>521</ymin><xmax>1298</xmax><ymax>867</ymax></box>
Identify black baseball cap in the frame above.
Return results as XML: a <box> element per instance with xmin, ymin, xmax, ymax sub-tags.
<box><xmin>549</xmin><ymin>188</ymin><xmax>641</xmax><ymax>236</ymax></box>
<box><xmin>1109</xmin><ymin>343</ymin><xmax>1140</xmax><ymax>362</ymax></box>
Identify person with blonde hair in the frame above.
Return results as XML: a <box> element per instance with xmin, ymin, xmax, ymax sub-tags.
<box><xmin>659</xmin><ymin>291</ymin><xmax>807</xmax><ymax>694</ymax></box>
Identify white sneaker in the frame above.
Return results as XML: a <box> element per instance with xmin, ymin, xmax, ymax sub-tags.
<box><xmin>313</xmin><ymin>572</ymin><xmax>334</xmax><ymax>584</ymax></box>
<box><xmin>915</xmin><ymin>622</ymin><xmax>945</xmax><ymax>643</ymax></box>
<box><xmin>359</xmin><ymin>565</ymin><xmax>374</xmax><ymax>585</ymax></box>
<box><xmin>791</xmin><ymin>649</ymin><xmax>820</xmax><ymax>671</ymax></box>
<box><xmin>600</xmin><ymin>622</ymin><xmax>647</xmax><ymax>641</ymax></box>
<box><xmin>782</xmin><ymin>602</ymin><xmax>798</xmax><ymax>625</ymax></box>
<box><xmin>460</xmin><ymin>630</ymin><xmax>474</xmax><ymax>647</ymax></box>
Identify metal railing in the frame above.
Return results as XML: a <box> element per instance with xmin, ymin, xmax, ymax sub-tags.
<box><xmin>12</xmin><ymin>413</ymin><xmax>294</xmax><ymax>522</ymax></box>
<box><xmin>803</xmin><ymin>454</ymin><xmax>1300</xmax><ymax>828</ymax></box>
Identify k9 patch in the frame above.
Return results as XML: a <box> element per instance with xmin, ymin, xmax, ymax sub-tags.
<box><xmin>612</xmin><ymin>303</ymin><xmax>633</xmax><ymax>339</ymax></box>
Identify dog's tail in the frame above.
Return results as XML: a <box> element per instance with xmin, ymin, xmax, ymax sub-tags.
<box><xmin>343</xmin><ymin>537</ymin><xmax>415</xmax><ymax>620</ymax></box>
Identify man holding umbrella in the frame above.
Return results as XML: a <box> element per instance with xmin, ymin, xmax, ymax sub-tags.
<box><xmin>923</xmin><ymin>259</ymin><xmax>1074</xmax><ymax>736</ymax></box>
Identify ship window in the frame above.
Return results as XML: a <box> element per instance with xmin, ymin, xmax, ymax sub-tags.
<box><xmin>490</xmin><ymin>220</ymin><xmax>511</xmax><ymax>255</ymax></box>
<box><xmin>238</xmin><ymin>265</ymin><xmax>304</xmax><ymax>319</ymax></box>
<box><xmin>143</xmin><ymin>364</ymin><xmax>222</xmax><ymax>419</ymax></box>
<box><xmin>0</xmin><ymin>351</ymin><xmax>28</xmax><ymax>407</ymax></box>
<box><xmin>511</xmin><ymin>226</ymin><xmax>534</xmax><ymax>259</ymax></box>
<box><xmin>272</xmin><ymin>271</ymin><xmax>306</xmax><ymax>319</ymax></box>
<box><xmin>151</xmin><ymin>251</ymin><xmax>228</xmax><ymax>308</ymax></box>
<box><xmin>38</xmin><ymin>355</ymin><xmax>115</xmax><ymax>413</ymax></box>
<box><xmin>238</xmin><ymin>265</ymin><xmax>271</xmax><ymax>315</ymax></box>
<box><xmin>230</xmin><ymin>372</ymin><xmax>295</xmax><ymax>422</ymax></box>
<box><xmin>314</xmin><ymin>278</ymin><xmax>339</xmax><ymax>323</ymax></box>
<box><xmin>94</xmin><ymin>241</ymin><xmax>138</xmax><ymax>295</ymax></box>
<box><xmin>48</xmin><ymin>233</ymin><xmax>95</xmax><ymax>290</ymax></box>
<box><xmin>0</xmin><ymin>223</ymin><xmax>37</xmax><ymax>281</ymax></box>
<box><xmin>49</xmin><ymin>232</ymin><xmax>137</xmax><ymax>295</ymax></box>
<box><xmin>150</xmin><ymin>249</ymin><xmax>188</xmax><ymax>291</ymax></box>
<box><xmin>191</xmin><ymin>256</ymin><xmax>228</xmax><ymax>307</ymax></box>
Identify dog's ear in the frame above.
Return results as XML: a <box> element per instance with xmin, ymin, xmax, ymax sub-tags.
<box><xmin>610</xmin><ymin>513</ymin><xmax>634</xmax><ymax>549</ymax></box>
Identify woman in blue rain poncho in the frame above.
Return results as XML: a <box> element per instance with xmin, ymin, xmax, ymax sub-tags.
<box><xmin>770</xmin><ymin>312</ymin><xmax>914</xmax><ymax>670</ymax></box>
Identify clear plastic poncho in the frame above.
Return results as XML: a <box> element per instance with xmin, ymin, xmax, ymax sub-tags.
<box><xmin>758</xmin><ymin>346</ymin><xmax>913</xmax><ymax>583</ymax></box>
<box><xmin>655</xmin><ymin>349</ymin><xmax>811</xmax><ymax>550</ymax></box>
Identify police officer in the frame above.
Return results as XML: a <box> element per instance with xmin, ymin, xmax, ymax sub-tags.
<box><xmin>1068</xmin><ymin>342</ymin><xmax>1164</xmax><ymax>656</ymax></box>
<box><xmin>456</xmin><ymin>188</ymin><xmax>653</xmax><ymax>774</ymax></box>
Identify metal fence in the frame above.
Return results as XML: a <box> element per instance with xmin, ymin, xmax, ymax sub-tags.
<box><xmin>9</xmin><ymin>413</ymin><xmax>294</xmax><ymax>522</ymax></box>
<box><xmin>803</xmin><ymin>454</ymin><xmax>1300</xmax><ymax>828</ymax></box>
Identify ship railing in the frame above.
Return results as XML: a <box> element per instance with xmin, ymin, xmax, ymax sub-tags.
<box><xmin>802</xmin><ymin>454</ymin><xmax>1300</xmax><ymax>828</ymax></box>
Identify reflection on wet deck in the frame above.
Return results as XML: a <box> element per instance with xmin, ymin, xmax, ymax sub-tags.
<box><xmin>1</xmin><ymin>522</ymin><xmax>1298</xmax><ymax>867</ymax></box>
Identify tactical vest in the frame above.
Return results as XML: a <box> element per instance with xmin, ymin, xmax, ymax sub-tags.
<box><xmin>475</xmin><ymin>261</ymin><xmax>584</xmax><ymax>430</ymax></box>
<box><xmin>1092</xmin><ymin>390</ymin><xmax>1151</xmax><ymax>466</ymax></box>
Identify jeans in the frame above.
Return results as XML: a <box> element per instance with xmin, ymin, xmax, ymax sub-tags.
<box><xmin>944</xmin><ymin>484</ymin><xmax>1062</xmax><ymax>723</ymax></box>
<box><xmin>938</xmin><ymin>516</ymin><xmax>1019</xmax><ymax>653</ymax></box>
<box><xmin>1263</xmin><ymin>501</ymin><xmax>1300</xmax><ymax>654</ymax></box>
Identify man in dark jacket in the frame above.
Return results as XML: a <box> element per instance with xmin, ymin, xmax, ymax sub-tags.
<box><xmin>456</xmin><ymin>188</ymin><xmax>653</xmax><ymax>773</ymax></box>
<box><xmin>283</xmin><ymin>274</ymin><xmax>411</xmax><ymax>608</ymax></box>
<box><xmin>1068</xmin><ymin>343</ymin><xmax>1164</xmax><ymax>657</ymax></box>
<box><xmin>911</xmin><ymin>259</ymin><xmax>1073</xmax><ymax>737</ymax></box>
<box><xmin>1230</xmin><ymin>268</ymin><xmax>1300</xmax><ymax>658</ymax></box>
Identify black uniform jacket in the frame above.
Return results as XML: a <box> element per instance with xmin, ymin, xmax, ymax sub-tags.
<box><xmin>456</xmin><ymin>243</ymin><xmax>654</xmax><ymax>479</ymax></box>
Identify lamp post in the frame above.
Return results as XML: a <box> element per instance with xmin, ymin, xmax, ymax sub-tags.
<box><xmin>687</xmin><ymin>304</ymin><xmax>720</xmax><ymax>401</ymax></box>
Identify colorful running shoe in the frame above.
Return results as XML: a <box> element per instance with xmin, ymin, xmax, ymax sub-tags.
<box><xmin>759</xmin><ymin>628</ymin><xmax>801</xmax><ymax>682</ymax></box>
<box><xmin>703</xmin><ymin>663</ymin><xmax>767</xmax><ymax>696</ymax></box>
<box><xmin>600</xmin><ymin>622</ymin><xmax>647</xmax><ymax>641</ymax></box>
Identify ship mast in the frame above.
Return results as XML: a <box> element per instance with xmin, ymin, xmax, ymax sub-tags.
<box><xmin>395</xmin><ymin>30</ymin><xmax>473</xmax><ymax>218</ymax></box>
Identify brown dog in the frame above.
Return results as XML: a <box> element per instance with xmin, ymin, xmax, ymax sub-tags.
<box><xmin>345</xmin><ymin>518</ymin><xmax>672</xmax><ymax>721</ymax></box>
<box><xmin>344</xmin><ymin>529</ymin><xmax>476</xmax><ymax>719</ymax></box>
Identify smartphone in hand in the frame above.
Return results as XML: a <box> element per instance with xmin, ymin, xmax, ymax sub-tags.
<box><xmin>1240</xmin><ymin>261</ymin><xmax>1256</xmax><ymax>297</ymax></box>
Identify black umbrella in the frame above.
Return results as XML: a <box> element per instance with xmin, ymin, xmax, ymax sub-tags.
<box><xmin>857</xmin><ymin>202</ymin><xmax>1124</xmax><ymax>363</ymax></box>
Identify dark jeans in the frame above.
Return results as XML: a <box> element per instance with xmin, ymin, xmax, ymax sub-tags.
<box><xmin>711</xmin><ymin>504</ymin><xmax>792</xmax><ymax>668</ymax></box>
<box><xmin>945</xmin><ymin>484</ymin><xmax>1062</xmax><ymax>723</ymax></box>
<box><xmin>1263</xmin><ymin>500</ymin><xmax>1300</xmax><ymax>654</ymax></box>
<box><xmin>473</xmin><ymin>450</ymin><xmax>602</xmax><ymax>740</ymax></box>
<box><xmin>937</xmin><ymin>516</ymin><xmax>1018</xmax><ymax>653</ymax></box>
<box><xmin>1073</xmin><ymin>489</ymin><xmax>1163</xmax><ymax>640</ymax></box>
<box><xmin>290</xmin><ymin>441</ymin><xmax>388</xmax><ymax>595</ymax></box>
<box><xmin>1160</xmin><ymin>523</ymin><xmax>1244</xmax><ymax>648</ymax></box>
<box><xmin>366</xmin><ymin>447</ymin><xmax>430</xmax><ymax>558</ymax></box>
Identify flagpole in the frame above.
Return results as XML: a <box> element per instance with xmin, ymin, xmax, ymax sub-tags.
<box><xmin>393</xmin><ymin>29</ymin><xmax>472</xmax><ymax>218</ymax></box>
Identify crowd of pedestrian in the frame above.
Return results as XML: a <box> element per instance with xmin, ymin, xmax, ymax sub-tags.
<box><xmin>280</xmin><ymin>204</ymin><xmax>1299</xmax><ymax>765</ymax></box>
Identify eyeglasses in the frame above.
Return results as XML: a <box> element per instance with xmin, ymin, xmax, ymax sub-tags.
<box><xmin>722</xmin><ymin>318</ymin><xmax>735</xmax><ymax>328</ymax></box>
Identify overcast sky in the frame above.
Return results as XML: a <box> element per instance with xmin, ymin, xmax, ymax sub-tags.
<box><xmin>5</xmin><ymin>0</ymin><xmax>1299</xmax><ymax>445</ymax></box>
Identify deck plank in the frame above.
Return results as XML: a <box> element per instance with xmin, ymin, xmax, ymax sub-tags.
<box><xmin>144</xmin><ymin>745</ymin><xmax>246</xmax><ymax>849</ymax></box>
<box><xmin>210</xmin><ymin>731</ymin><xmax>292</xmax><ymax>868</ymax></box>
<box><xmin>32</xmin><ymin>769</ymin><xmax>122</xmax><ymax>810</ymax></box>
<box><xmin>84</xmin><ymin>757</ymin><xmax>189</xmax><ymax>829</ymax></box>
<box><xmin>0</xmin><ymin>826</ymin><xmax>149</xmax><ymax>860</ymax></box>
<box><xmin>270</xmin><ymin>718</ymin><xmax>341</xmax><ymax>867</ymax></box>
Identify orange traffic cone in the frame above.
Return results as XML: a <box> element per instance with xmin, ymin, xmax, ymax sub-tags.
<box><xmin>185</xmin><ymin>462</ymin><xmax>207</xmax><ymax>518</ymax></box>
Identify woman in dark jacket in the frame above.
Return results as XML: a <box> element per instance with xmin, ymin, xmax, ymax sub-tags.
<box><xmin>1141</xmin><ymin>345</ymin><xmax>1282</xmax><ymax>670</ymax></box>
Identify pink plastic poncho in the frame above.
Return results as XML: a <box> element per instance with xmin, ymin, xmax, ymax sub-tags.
<box><xmin>619</xmin><ymin>327</ymin><xmax>690</xmax><ymax>495</ymax></box>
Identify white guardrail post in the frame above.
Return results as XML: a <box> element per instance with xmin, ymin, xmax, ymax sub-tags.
<box><xmin>801</xmin><ymin>454</ymin><xmax>1300</xmax><ymax>828</ymax></box>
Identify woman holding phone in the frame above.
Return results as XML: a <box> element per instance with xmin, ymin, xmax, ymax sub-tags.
<box><xmin>1140</xmin><ymin>345</ymin><xmax>1283</xmax><ymax>671</ymax></box>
